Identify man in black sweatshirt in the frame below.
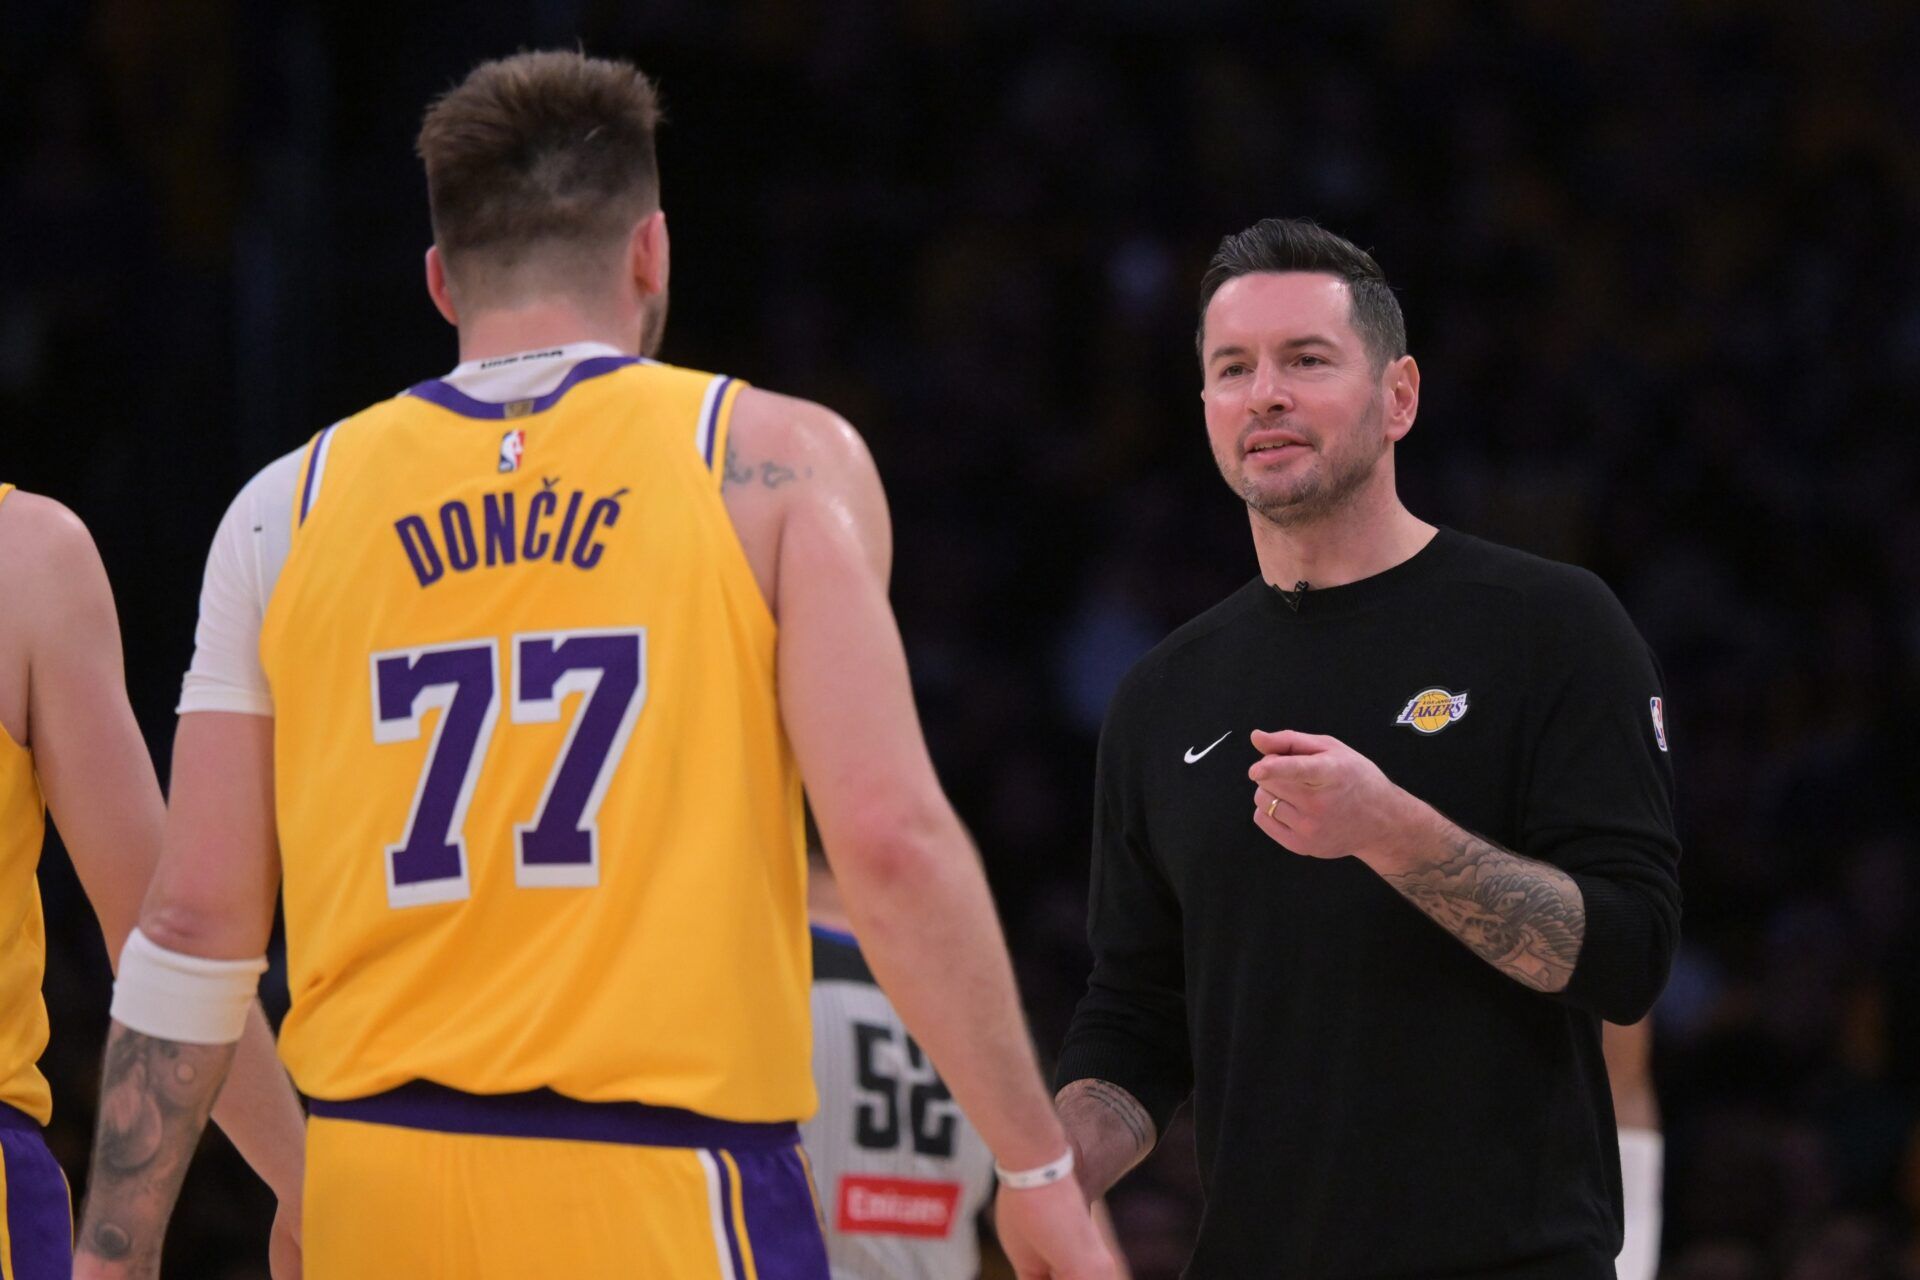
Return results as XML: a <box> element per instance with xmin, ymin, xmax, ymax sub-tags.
<box><xmin>1007</xmin><ymin>219</ymin><xmax>1681</xmax><ymax>1279</ymax></box>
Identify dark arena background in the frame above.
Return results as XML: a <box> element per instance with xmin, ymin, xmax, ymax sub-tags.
<box><xmin>6</xmin><ymin>2</ymin><xmax>1920</xmax><ymax>1276</ymax></box>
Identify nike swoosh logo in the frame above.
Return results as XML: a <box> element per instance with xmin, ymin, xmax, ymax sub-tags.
<box><xmin>1184</xmin><ymin>731</ymin><xmax>1232</xmax><ymax>764</ymax></box>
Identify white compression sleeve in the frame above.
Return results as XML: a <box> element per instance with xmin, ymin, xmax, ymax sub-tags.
<box><xmin>1616</xmin><ymin>1126</ymin><xmax>1663</xmax><ymax>1280</ymax></box>
<box><xmin>111</xmin><ymin>927</ymin><xmax>267</xmax><ymax>1045</ymax></box>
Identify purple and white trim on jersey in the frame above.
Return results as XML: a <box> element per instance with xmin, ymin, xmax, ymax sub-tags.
<box><xmin>405</xmin><ymin>355</ymin><xmax>642</xmax><ymax>420</ymax></box>
<box><xmin>297</xmin><ymin>423</ymin><xmax>338</xmax><ymax>526</ymax></box>
<box><xmin>696</xmin><ymin>375</ymin><xmax>735</xmax><ymax>470</ymax></box>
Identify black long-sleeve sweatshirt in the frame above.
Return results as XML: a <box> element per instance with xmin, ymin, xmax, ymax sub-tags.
<box><xmin>1056</xmin><ymin>528</ymin><xmax>1681</xmax><ymax>1279</ymax></box>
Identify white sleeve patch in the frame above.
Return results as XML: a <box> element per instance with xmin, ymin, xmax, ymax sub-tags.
<box><xmin>176</xmin><ymin>448</ymin><xmax>303</xmax><ymax>717</ymax></box>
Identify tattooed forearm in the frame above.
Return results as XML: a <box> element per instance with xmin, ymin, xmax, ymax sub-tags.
<box><xmin>76</xmin><ymin>1025</ymin><xmax>237</xmax><ymax>1277</ymax></box>
<box><xmin>1055</xmin><ymin>1078</ymin><xmax>1157</xmax><ymax>1199</ymax></box>
<box><xmin>722</xmin><ymin>443</ymin><xmax>811</xmax><ymax>490</ymax></box>
<box><xmin>1379</xmin><ymin>826</ymin><xmax>1586</xmax><ymax>993</ymax></box>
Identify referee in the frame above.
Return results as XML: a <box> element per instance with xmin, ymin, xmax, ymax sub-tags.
<box><xmin>1010</xmin><ymin>219</ymin><xmax>1681</xmax><ymax>1278</ymax></box>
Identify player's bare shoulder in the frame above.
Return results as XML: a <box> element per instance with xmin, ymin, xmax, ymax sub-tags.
<box><xmin>720</xmin><ymin>387</ymin><xmax>889</xmax><ymax>611</ymax></box>
<box><xmin>0</xmin><ymin>490</ymin><xmax>113</xmax><ymax>741</ymax></box>
<box><xmin>0</xmin><ymin>490</ymin><xmax>110</xmax><ymax>627</ymax></box>
<box><xmin>0</xmin><ymin>487</ymin><xmax>96</xmax><ymax>578</ymax></box>
<box><xmin>724</xmin><ymin>387</ymin><xmax>877</xmax><ymax>496</ymax></box>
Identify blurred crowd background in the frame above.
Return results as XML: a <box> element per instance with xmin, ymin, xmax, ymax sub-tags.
<box><xmin>6</xmin><ymin>1</ymin><xmax>1920</xmax><ymax>1276</ymax></box>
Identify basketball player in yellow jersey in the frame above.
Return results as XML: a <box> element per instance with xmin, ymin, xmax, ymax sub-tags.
<box><xmin>75</xmin><ymin>50</ymin><xmax>1115</xmax><ymax>1280</ymax></box>
<box><xmin>0</xmin><ymin>486</ymin><xmax>306</xmax><ymax>1278</ymax></box>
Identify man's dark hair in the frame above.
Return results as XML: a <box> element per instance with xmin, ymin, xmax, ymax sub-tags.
<box><xmin>417</xmin><ymin>51</ymin><xmax>663</xmax><ymax>300</ymax></box>
<box><xmin>1196</xmin><ymin>218</ymin><xmax>1406</xmax><ymax>369</ymax></box>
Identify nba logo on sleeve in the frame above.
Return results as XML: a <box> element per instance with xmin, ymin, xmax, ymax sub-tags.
<box><xmin>1649</xmin><ymin>697</ymin><xmax>1669</xmax><ymax>752</ymax></box>
<box><xmin>498</xmin><ymin>429</ymin><xmax>526</xmax><ymax>473</ymax></box>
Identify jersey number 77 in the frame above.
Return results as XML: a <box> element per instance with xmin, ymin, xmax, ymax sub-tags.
<box><xmin>369</xmin><ymin>628</ymin><xmax>645</xmax><ymax>908</ymax></box>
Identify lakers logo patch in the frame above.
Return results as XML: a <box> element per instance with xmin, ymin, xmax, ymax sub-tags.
<box><xmin>1395</xmin><ymin>687</ymin><xmax>1469</xmax><ymax>735</ymax></box>
<box><xmin>498</xmin><ymin>428</ymin><xmax>526</xmax><ymax>473</ymax></box>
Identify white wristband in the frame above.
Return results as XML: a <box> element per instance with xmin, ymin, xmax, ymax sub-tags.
<box><xmin>994</xmin><ymin>1147</ymin><xmax>1076</xmax><ymax>1190</ymax></box>
<box><xmin>110</xmin><ymin>927</ymin><xmax>266</xmax><ymax>1045</ymax></box>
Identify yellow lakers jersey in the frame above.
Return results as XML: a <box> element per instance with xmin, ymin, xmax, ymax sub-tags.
<box><xmin>0</xmin><ymin>483</ymin><xmax>53</xmax><ymax>1125</ymax></box>
<box><xmin>260</xmin><ymin>359</ymin><xmax>813</xmax><ymax>1122</ymax></box>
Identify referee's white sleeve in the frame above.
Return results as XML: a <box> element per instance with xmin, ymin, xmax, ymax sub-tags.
<box><xmin>176</xmin><ymin>448</ymin><xmax>303</xmax><ymax>717</ymax></box>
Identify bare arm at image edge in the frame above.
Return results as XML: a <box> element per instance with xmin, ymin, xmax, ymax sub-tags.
<box><xmin>13</xmin><ymin>502</ymin><xmax>305</xmax><ymax>1199</ymax></box>
<box><xmin>747</xmin><ymin>390</ymin><xmax>1114</xmax><ymax>1279</ymax></box>
<box><xmin>14</xmin><ymin>496</ymin><xmax>304</xmax><ymax>1278</ymax></box>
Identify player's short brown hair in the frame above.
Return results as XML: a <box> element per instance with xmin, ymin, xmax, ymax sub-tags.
<box><xmin>1197</xmin><ymin>218</ymin><xmax>1407</xmax><ymax>370</ymax></box>
<box><xmin>417</xmin><ymin>51</ymin><xmax>662</xmax><ymax>299</ymax></box>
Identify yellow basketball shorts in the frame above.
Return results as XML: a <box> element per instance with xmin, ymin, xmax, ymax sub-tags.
<box><xmin>304</xmin><ymin>1083</ymin><xmax>828</xmax><ymax>1279</ymax></box>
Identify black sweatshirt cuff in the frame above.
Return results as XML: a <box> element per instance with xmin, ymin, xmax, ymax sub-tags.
<box><xmin>1053</xmin><ymin>1036</ymin><xmax>1192</xmax><ymax>1140</ymax></box>
<box><xmin>1560</xmin><ymin>872</ymin><xmax>1670</xmax><ymax>1024</ymax></box>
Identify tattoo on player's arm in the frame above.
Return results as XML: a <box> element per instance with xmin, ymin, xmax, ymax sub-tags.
<box><xmin>1055</xmin><ymin>1078</ymin><xmax>1157</xmax><ymax>1197</ymax></box>
<box><xmin>77</xmin><ymin>1026</ymin><xmax>237</xmax><ymax>1275</ymax></box>
<box><xmin>723</xmin><ymin>443</ymin><xmax>812</xmax><ymax>490</ymax></box>
<box><xmin>723</xmin><ymin>443</ymin><xmax>755</xmax><ymax>488</ymax></box>
<box><xmin>1379</xmin><ymin>828</ymin><xmax>1586</xmax><ymax>993</ymax></box>
<box><xmin>1071</xmin><ymin>1079</ymin><xmax>1152</xmax><ymax>1150</ymax></box>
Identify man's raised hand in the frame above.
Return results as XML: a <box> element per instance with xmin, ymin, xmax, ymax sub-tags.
<box><xmin>1248</xmin><ymin>729</ymin><xmax>1426</xmax><ymax>866</ymax></box>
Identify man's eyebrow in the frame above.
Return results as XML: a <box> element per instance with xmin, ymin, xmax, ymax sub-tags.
<box><xmin>1205</xmin><ymin>335</ymin><xmax>1341</xmax><ymax>363</ymax></box>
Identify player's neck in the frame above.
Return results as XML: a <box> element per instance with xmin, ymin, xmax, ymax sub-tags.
<box><xmin>1246</xmin><ymin>471</ymin><xmax>1434</xmax><ymax>592</ymax></box>
<box><xmin>454</xmin><ymin>300</ymin><xmax>639</xmax><ymax>365</ymax></box>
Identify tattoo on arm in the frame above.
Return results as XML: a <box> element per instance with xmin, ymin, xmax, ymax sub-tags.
<box><xmin>723</xmin><ymin>443</ymin><xmax>812</xmax><ymax>490</ymax></box>
<box><xmin>76</xmin><ymin>1026</ymin><xmax>238</xmax><ymax>1275</ymax></box>
<box><xmin>723</xmin><ymin>443</ymin><xmax>755</xmax><ymax>487</ymax></box>
<box><xmin>1055</xmin><ymin>1078</ymin><xmax>1157</xmax><ymax>1199</ymax></box>
<box><xmin>1379</xmin><ymin>827</ymin><xmax>1586</xmax><ymax>993</ymax></box>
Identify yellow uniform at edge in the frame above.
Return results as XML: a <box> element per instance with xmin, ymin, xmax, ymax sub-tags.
<box><xmin>0</xmin><ymin>483</ymin><xmax>54</xmax><ymax>1127</ymax></box>
<box><xmin>261</xmin><ymin>361</ymin><xmax>814</xmax><ymax>1123</ymax></box>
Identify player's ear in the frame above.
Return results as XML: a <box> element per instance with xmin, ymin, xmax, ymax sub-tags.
<box><xmin>1382</xmin><ymin>354</ymin><xmax>1419</xmax><ymax>443</ymax></box>
<box><xmin>631</xmin><ymin>211</ymin><xmax>669</xmax><ymax>299</ymax></box>
<box><xmin>424</xmin><ymin>246</ymin><xmax>459</xmax><ymax>327</ymax></box>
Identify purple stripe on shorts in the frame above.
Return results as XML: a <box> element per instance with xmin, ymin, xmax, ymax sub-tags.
<box><xmin>406</xmin><ymin>355</ymin><xmax>641</xmax><ymax>420</ymax></box>
<box><xmin>297</xmin><ymin>425</ymin><xmax>334</xmax><ymax>525</ymax></box>
<box><xmin>0</xmin><ymin>1106</ymin><xmax>74</xmax><ymax>1280</ymax></box>
<box><xmin>734</xmin><ymin>1146</ymin><xmax>829</xmax><ymax>1279</ymax></box>
<box><xmin>713</xmin><ymin>1153</ymin><xmax>749</xmax><ymax>1279</ymax></box>
<box><xmin>701</xmin><ymin>376</ymin><xmax>734</xmax><ymax>468</ymax></box>
<box><xmin>306</xmin><ymin>1081</ymin><xmax>801</xmax><ymax>1151</ymax></box>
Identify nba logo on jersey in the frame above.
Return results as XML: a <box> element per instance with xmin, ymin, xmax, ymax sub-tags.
<box><xmin>1649</xmin><ymin>696</ymin><xmax>1669</xmax><ymax>752</ymax></box>
<box><xmin>498</xmin><ymin>429</ymin><xmax>526</xmax><ymax>473</ymax></box>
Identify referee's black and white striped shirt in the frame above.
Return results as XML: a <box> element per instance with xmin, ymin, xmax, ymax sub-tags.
<box><xmin>802</xmin><ymin>926</ymin><xmax>995</xmax><ymax>1280</ymax></box>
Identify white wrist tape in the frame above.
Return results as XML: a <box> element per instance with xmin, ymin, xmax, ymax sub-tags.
<box><xmin>994</xmin><ymin>1147</ymin><xmax>1075</xmax><ymax>1191</ymax></box>
<box><xmin>1616</xmin><ymin>1127</ymin><xmax>1664</xmax><ymax>1280</ymax></box>
<box><xmin>110</xmin><ymin>927</ymin><xmax>266</xmax><ymax>1045</ymax></box>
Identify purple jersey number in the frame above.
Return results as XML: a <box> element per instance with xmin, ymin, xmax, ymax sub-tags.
<box><xmin>370</xmin><ymin>629</ymin><xmax>645</xmax><ymax>908</ymax></box>
<box><xmin>512</xmin><ymin>629</ymin><xmax>646</xmax><ymax>887</ymax></box>
<box><xmin>371</xmin><ymin>640</ymin><xmax>501</xmax><ymax>907</ymax></box>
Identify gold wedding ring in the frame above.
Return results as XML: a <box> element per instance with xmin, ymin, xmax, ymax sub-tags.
<box><xmin>1266</xmin><ymin>796</ymin><xmax>1279</xmax><ymax>819</ymax></box>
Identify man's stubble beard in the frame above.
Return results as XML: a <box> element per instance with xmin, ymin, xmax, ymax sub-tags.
<box><xmin>1228</xmin><ymin>390</ymin><xmax>1387</xmax><ymax>530</ymax></box>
